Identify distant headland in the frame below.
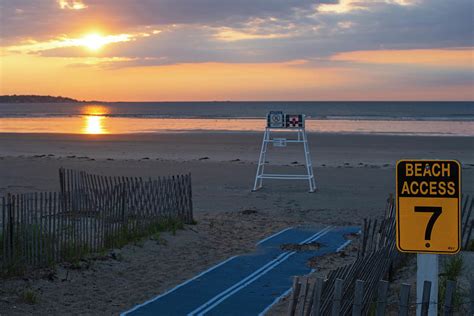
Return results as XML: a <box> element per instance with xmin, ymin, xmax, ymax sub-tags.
<box><xmin>0</xmin><ymin>95</ymin><xmax>84</xmax><ymax>103</ymax></box>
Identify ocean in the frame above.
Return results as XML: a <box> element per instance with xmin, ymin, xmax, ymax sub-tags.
<box><xmin>0</xmin><ymin>101</ymin><xmax>473</xmax><ymax>136</ymax></box>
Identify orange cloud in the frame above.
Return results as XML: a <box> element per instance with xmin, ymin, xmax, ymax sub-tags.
<box><xmin>214</xmin><ymin>28</ymin><xmax>290</xmax><ymax>42</ymax></box>
<box><xmin>331</xmin><ymin>48</ymin><xmax>473</xmax><ymax>68</ymax></box>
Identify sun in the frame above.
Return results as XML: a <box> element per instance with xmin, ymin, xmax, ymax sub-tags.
<box><xmin>80</xmin><ymin>33</ymin><xmax>107</xmax><ymax>51</ymax></box>
<box><xmin>71</xmin><ymin>32</ymin><xmax>132</xmax><ymax>52</ymax></box>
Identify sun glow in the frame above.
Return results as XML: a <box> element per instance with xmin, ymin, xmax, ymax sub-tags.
<box><xmin>82</xmin><ymin>105</ymin><xmax>109</xmax><ymax>116</ymax></box>
<box><xmin>81</xmin><ymin>34</ymin><xmax>105</xmax><ymax>51</ymax></box>
<box><xmin>78</xmin><ymin>33</ymin><xmax>122</xmax><ymax>51</ymax></box>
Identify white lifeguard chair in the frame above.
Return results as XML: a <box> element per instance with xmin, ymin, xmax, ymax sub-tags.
<box><xmin>252</xmin><ymin>111</ymin><xmax>317</xmax><ymax>192</ymax></box>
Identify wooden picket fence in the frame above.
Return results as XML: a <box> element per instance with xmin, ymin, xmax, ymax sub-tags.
<box><xmin>0</xmin><ymin>168</ymin><xmax>193</xmax><ymax>272</ymax></box>
<box><xmin>288</xmin><ymin>276</ymin><xmax>474</xmax><ymax>316</ymax></box>
<box><xmin>288</xmin><ymin>194</ymin><xmax>474</xmax><ymax>315</ymax></box>
<box><xmin>58</xmin><ymin>168</ymin><xmax>193</xmax><ymax>225</ymax></box>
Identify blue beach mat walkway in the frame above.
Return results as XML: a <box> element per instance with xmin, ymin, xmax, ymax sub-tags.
<box><xmin>122</xmin><ymin>225</ymin><xmax>359</xmax><ymax>316</ymax></box>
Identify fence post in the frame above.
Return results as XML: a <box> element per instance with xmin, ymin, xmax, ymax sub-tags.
<box><xmin>421</xmin><ymin>280</ymin><xmax>431</xmax><ymax>316</ymax></box>
<box><xmin>121</xmin><ymin>183</ymin><xmax>126</xmax><ymax>226</ymax></box>
<box><xmin>352</xmin><ymin>279</ymin><xmax>365</xmax><ymax>316</ymax></box>
<box><xmin>311</xmin><ymin>277</ymin><xmax>323</xmax><ymax>316</ymax></box>
<box><xmin>288</xmin><ymin>276</ymin><xmax>301</xmax><ymax>316</ymax></box>
<box><xmin>399</xmin><ymin>283</ymin><xmax>411</xmax><ymax>316</ymax></box>
<box><xmin>443</xmin><ymin>280</ymin><xmax>456</xmax><ymax>316</ymax></box>
<box><xmin>331</xmin><ymin>278</ymin><xmax>343</xmax><ymax>316</ymax></box>
<box><xmin>188</xmin><ymin>173</ymin><xmax>193</xmax><ymax>224</ymax></box>
<box><xmin>296</xmin><ymin>276</ymin><xmax>308</xmax><ymax>316</ymax></box>
<box><xmin>376</xmin><ymin>280</ymin><xmax>389</xmax><ymax>316</ymax></box>
<box><xmin>470</xmin><ymin>279</ymin><xmax>474</xmax><ymax>316</ymax></box>
<box><xmin>8</xmin><ymin>194</ymin><xmax>14</xmax><ymax>264</ymax></box>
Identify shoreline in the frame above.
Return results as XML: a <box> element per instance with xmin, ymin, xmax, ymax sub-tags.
<box><xmin>1</xmin><ymin>130</ymin><xmax>474</xmax><ymax>137</ymax></box>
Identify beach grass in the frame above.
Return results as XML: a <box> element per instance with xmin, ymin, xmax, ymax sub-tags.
<box><xmin>1</xmin><ymin>217</ymin><xmax>185</xmax><ymax>276</ymax></box>
<box><xmin>20</xmin><ymin>288</ymin><xmax>38</xmax><ymax>305</ymax></box>
<box><xmin>104</xmin><ymin>217</ymin><xmax>184</xmax><ymax>249</ymax></box>
<box><xmin>439</xmin><ymin>255</ymin><xmax>464</xmax><ymax>312</ymax></box>
<box><xmin>1</xmin><ymin>224</ymin><xmax>56</xmax><ymax>276</ymax></box>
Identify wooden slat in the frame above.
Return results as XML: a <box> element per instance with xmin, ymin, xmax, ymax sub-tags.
<box><xmin>331</xmin><ymin>278</ymin><xmax>343</xmax><ymax>316</ymax></box>
<box><xmin>352</xmin><ymin>280</ymin><xmax>364</xmax><ymax>316</ymax></box>
<box><xmin>296</xmin><ymin>276</ymin><xmax>308</xmax><ymax>316</ymax></box>
<box><xmin>376</xmin><ymin>280</ymin><xmax>389</xmax><ymax>316</ymax></box>
<box><xmin>399</xmin><ymin>283</ymin><xmax>411</xmax><ymax>316</ymax></box>
<box><xmin>443</xmin><ymin>280</ymin><xmax>456</xmax><ymax>316</ymax></box>
<box><xmin>310</xmin><ymin>277</ymin><xmax>323</xmax><ymax>316</ymax></box>
<box><xmin>20</xmin><ymin>194</ymin><xmax>26</xmax><ymax>266</ymax></box>
<box><xmin>470</xmin><ymin>279</ymin><xmax>474</xmax><ymax>316</ymax></box>
<box><xmin>288</xmin><ymin>276</ymin><xmax>301</xmax><ymax>316</ymax></box>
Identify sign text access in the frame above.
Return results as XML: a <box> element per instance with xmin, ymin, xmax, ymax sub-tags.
<box><xmin>396</xmin><ymin>160</ymin><xmax>461</xmax><ymax>254</ymax></box>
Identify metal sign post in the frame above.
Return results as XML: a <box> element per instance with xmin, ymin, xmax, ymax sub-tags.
<box><xmin>396</xmin><ymin>159</ymin><xmax>461</xmax><ymax>316</ymax></box>
<box><xmin>417</xmin><ymin>254</ymin><xmax>438</xmax><ymax>316</ymax></box>
<box><xmin>253</xmin><ymin>112</ymin><xmax>316</xmax><ymax>192</ymax></box>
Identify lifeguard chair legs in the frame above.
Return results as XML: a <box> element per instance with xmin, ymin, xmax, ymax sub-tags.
<box><xmin>252</xmin><ymin>127</ymin><xmax>317</xmax><ymax>192</ymax></box>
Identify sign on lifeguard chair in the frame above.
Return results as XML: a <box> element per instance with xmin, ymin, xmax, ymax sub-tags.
<box><xmin>253</xmin><ymin>111</ymin><xmax>317</xmax><ymax>192</ymax></box>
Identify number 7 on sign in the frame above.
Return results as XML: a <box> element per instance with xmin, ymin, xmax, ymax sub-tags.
<box><xmin>414</xmin><ymin>206</ymin><xmax>442</xmax><ymax>247</ymax></box>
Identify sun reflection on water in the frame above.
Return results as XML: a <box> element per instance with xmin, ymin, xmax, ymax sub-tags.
<box><xmin>81</xmin><ymin>105</ymin><xmax>109</xmax><ymax>134</ymax></box>
<box><xmin>83</xmin><ymin>115</ymin><xmax>106</xmax><ymax>134</ymax></box>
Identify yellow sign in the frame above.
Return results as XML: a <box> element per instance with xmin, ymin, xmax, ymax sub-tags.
<box><xmin>396</xmin><ymin>160</ymin><xmax>461</xmax><ymax>254</ymax></box>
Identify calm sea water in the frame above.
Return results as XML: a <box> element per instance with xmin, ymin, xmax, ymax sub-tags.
<box><xmin>0</xmin><ymin>101</ymin><xmax>473</xmax><ymax>135</ymax></box>
<box><xmin>1</xmin><ymin>101</ymin><xmax>473</xmax><ymax>120</ymax></box>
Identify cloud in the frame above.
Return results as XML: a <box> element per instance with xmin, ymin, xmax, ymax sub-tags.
<box><xmin>214</xmin><ymin>28</ymin><xmax>291</xmax><ymax>42</ymax></box>
<box><xmin>0</xmin><ymin>0</ymin><xmax>472</xmax><ymax>69</ymax></box>
<box><xmin>6</xmin><ymin>33</ymin><xmax>134</xmax><ymax>54</ymax></box>
<box><xmin>58</xmin><ymin>0</ymin><xmax>87</xmax><ymax>10</ymax></box>
<box><xmin>0</xmin><ymin>0</ymin><xmax>322</xmax><ymax>42</ymax></box>
<box><xmin>331</xmin><ymin>49</ymin><xmax>473</xmax><ymax>68</ymax></box>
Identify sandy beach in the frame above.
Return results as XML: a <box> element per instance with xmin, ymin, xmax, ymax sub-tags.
<box><xmin>0</xmin><ymin>132</ymin><xmax>473</xmax><ymax>315</ymax></box>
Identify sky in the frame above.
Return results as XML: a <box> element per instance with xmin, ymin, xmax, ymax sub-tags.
<box><xmin>0</xmin><ymin>0</ymin><xmax>472</xmax><ymax>101</ymax></box>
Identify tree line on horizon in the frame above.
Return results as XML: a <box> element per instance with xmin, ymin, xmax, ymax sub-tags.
<box><xmin>0</xmin><ymin>95</ymin><xmax>83</xmax><ymax>103</ymax></box>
